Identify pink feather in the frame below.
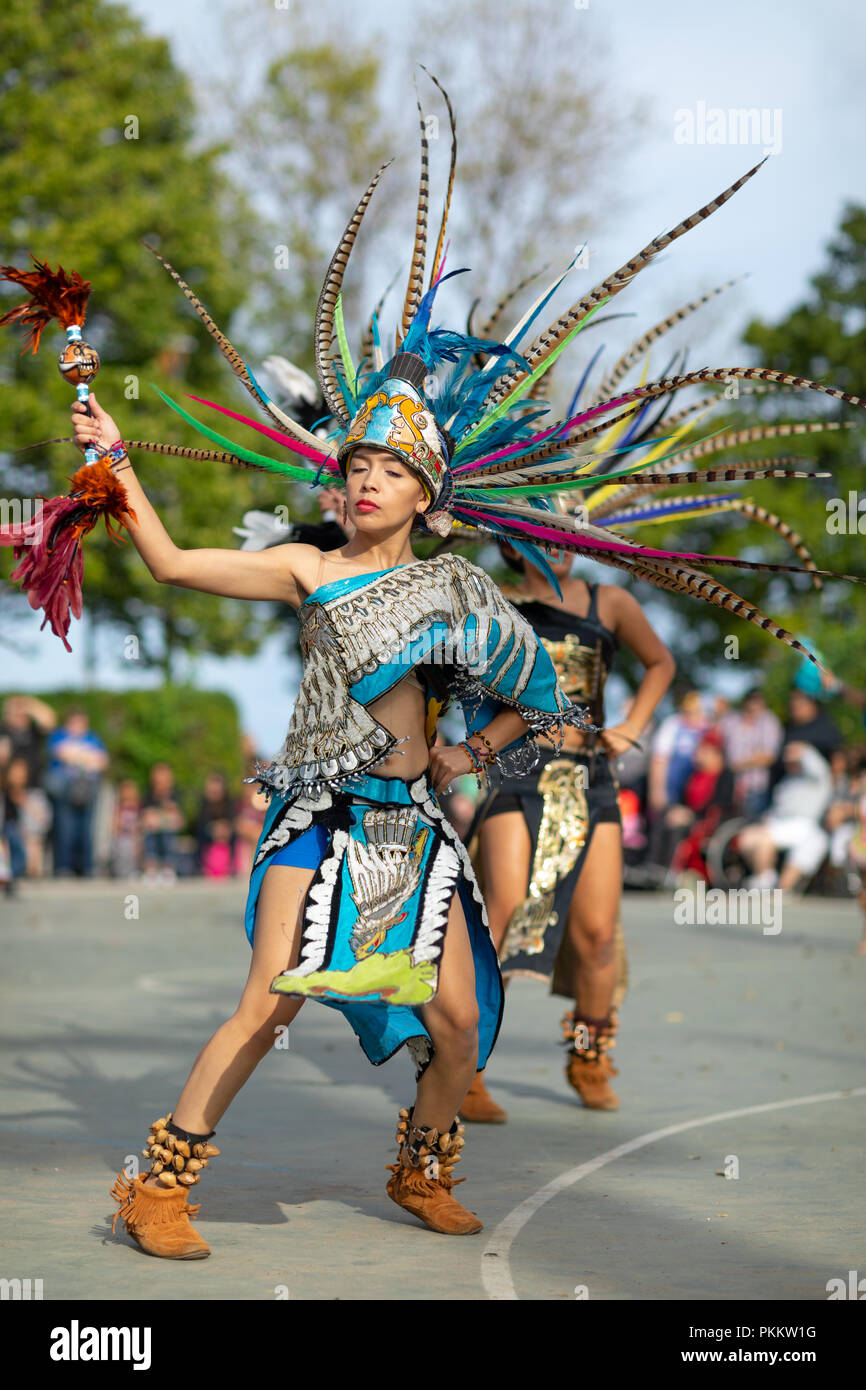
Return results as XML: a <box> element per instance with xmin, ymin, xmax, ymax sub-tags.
<box><xmin>184</xmin><ymin>393</ymin><xmax>338</xmax><ymax>469</ymax></box>
<box><xmin>432</xmin><ymin>243</ymin><xmax>451</xmax><ymax>286</ymax></box>
<box><xmin>454</xmin><ymin>506</ymin><xmax>748</xmax><ymax>567</ymax></box>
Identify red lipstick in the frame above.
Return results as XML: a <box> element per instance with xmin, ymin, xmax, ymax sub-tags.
<box><xmin>356</xmin><ymin>500</ymin><xmax>379</xmax><ymax>512</ymax></box>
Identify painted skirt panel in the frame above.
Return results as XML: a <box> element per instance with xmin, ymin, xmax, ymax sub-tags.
<box><xmin>244</xmin><ymin>771</ymin><xmax>503</xmax><ymax>1069</ymax></box>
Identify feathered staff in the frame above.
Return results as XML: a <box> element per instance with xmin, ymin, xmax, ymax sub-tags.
<box><xmin>0</xmin><ymin>256</ymin><xmax>137</xmax><ymax>650</ymax></box>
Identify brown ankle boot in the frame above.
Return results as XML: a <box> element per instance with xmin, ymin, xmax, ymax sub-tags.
<box><xmin>561</xmin><ymin>1011</ymin><xmax>620</xmax><ymax>1111</ymax></box>
<box><xmin>110</xmin><ymin>1173</ymin><xmax>211</xmax><ymax>1258</ymax></box>
<box><xmin>110</xmin><ymin>1112</ymin><xmax>220</xmax><ymax>1258</ymax></box>
<box><xmin>458</xmin><ymin>1072</ymin><xmax>508</xmax><ymax>1124</ymax></box>
<box><xmin>566</xmin><ymin>1007</ymin><xmax>621</xmax><ymax>1075</ymax></box>
<box><xmin>386</xmin><ymin>1107</ymin><xmax>483</xmax><ymax>1234</ymax></box>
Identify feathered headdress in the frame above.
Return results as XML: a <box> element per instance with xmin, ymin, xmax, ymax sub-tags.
<box><xmin>72</xmin><ymin>73</ymin><xmax>866</xmax><ymax>668</ymax></box>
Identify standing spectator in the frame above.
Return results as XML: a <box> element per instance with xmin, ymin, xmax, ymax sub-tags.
<box><xmin>195</xmin><ymin>773</ymin><xmax>238</xmax><ymax>878</ymax></box>
<box><xmin>112</xmin><ymin>780</ymin><xmax>144</xmax><ymax>880</ymax></box>
<box><xmin>646</xmin><ymin>691</ymin><xmax>707</xmax><ymax>869</ymax></box>
<box><xmin>0</xmin><ymin>753</ymin><xmax>51</xmax><ymax>882</ymax></box>
<box><xmin>650</xmin><ymin>691</ymin><xmax>708</xmax><ymax>805</ymax></box>
<box><xmin>739</xmin><ymin>741</ymin><xmax>834</xmax><ymax>893</ymax></box>
<box><xmin>140</xmin><ymin>763</ymin><xmax>185</xmax><ymax>883</ymax></box>
<box><xmin>44</xmin><ymin>708</ymin><xmax>108</xmax><ymax>877</ymax></box>
<box><xmin>2</xmin><ymin>757</ymin><xmax>29</xmax><ymax>894</ymax></box>
<box><xmin>0</xmin><ymin>694</ymin><xmax>57</xmax><ymax>786</ymax></box>
<box><xmin>720</xmin><ymin>688</ymin><xmax>783</xmax><ymax>818</ymax></box>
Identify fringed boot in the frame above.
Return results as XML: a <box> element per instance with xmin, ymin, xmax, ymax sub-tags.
<box><xmin>458</xmin><ymin>1071</ymin><xmax>508</xmax><ymax>1124</ymax></box>
<box><xmin>562</xmin><ymin>1008</ymin><xmax>620</xmax><ymax>1111</ymax></box>
<box><xmin>385</xmin><ymin>1106</ymin><xmax>483</xmax><ymax>1234</ymax></box>
<box><xmin>110</xmin><ymin>1113</ymin><xmax>220</xmax><ymax>1259</ymax></box>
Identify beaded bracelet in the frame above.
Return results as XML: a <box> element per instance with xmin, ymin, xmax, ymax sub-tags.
<box><xmin>470</xmin><ymin>729</ymin><xmax>496</xmax><ymax>764</ymax></box>
<box><xmin>459</xmin><ymin>740</ymin><xmax>484</xmax><ymax>775</ymax></box>
<box><xmin>105</xmin><ymin>439</ymin><xmax>127</xmax><ymax>466</ymax></box>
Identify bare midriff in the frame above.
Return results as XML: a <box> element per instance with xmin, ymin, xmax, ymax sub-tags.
<box><xmin>366</xmin><ymin>678</ymin><xmax>431</xmax><ymax>780</ymax></box>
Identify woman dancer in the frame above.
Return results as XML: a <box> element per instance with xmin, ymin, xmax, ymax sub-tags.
<box><xmin>84</xmin><ymin>352</ymin><xmax>590</xmax><ymax>1258</ymax></box>
<box><xmin>463</xmin><ymin>541</ymin><xmax>674</xmax><ymax>1118</ymax></box>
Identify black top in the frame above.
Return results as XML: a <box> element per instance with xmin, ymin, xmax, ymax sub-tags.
<box><xmin>768</xmin><ymin>709</ymin><xmax>844</xmax><ymax>792</ymax></box>
<box><xmin>506</xmin><ymin>583</ymin><xmax>618</xmax><ymax>722</ymax></box>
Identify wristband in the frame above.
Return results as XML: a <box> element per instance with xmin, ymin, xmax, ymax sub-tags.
<box><xmin>470</xmin><ymin>729</ymin><xmax>496</xmax><ymax>765</ymax></box>
<box><xmin>106</xmin><ymin>439</ymin><xmax>127</xmax><ymax>466</ymax></box>
<box><xmin>460</xmin><ymin>740</ymin><xmax>483</xmax><ymax>774</ymax></box>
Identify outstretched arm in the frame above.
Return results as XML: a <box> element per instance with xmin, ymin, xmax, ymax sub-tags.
<box><xmin>71</xmin><ymin>392</ymin><xmax>317</xmax><ymax>606</ymax></box>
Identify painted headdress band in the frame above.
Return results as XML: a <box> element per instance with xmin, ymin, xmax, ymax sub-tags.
<box><xmin>336</xmin><ymin>351</ymin><xmax>450</xmax><ymax>504</ymax></box>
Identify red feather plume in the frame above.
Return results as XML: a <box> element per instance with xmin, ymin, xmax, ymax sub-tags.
<box><xmin>0</xmin><ymin>256</ymin><xmax>135</xmax><ymax>650</ymax></box>
<box><xmin>0</xmin><ymin>457</ymin><xmax>137</xmax><ymax>651</ymax></box>
<box><xmin>0</xmin><ymin>255</ymin><xmax>93</xmax><ymax>353</ymax></box>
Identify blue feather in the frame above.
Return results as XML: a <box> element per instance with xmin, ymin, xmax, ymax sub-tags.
<box><xmin>401</xmin><ymin>268</ymin><xmax>470</xmax><ymax>350</ymax></box>
<box><xmin>560</xmin><ymin>344</ymin><xmax>606</xmax><ymax>427</ymax></box>
<box><xmin>506</xmin><ymin>537</ymin><xmax>564</xmax><ymax>598</ymax></box>
<box><xmin>604</xmin><ymin>493</ymin><xmax>743</xmax><ymax>526</ymax></box>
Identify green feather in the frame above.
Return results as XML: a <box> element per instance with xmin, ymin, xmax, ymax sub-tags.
<box><xmin>149</xmin><ymin>385</ymin><xmax>318</xmax><ymax>482</ymax></box>
<box><xmin>334</xmin><ymin>293</ymin><xmax>357</xmax><ymax>401</ymax></box>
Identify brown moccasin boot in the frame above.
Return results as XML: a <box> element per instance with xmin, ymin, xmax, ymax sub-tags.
<box><xmin>564</xmin><ymin>1054</ymin><xmax>620</xmax><ymax>1110</ymax></box>
<box><xmin>110</xmin><ymin>1112</ymin><xmax>220</xmax><ymax>1258</ymax></box>
<box><xmin>386</xmin><ymin>1107</ymin><xmax>483</xmax><ymax>1234</ymax></box>
<box><xmin>110</xmin><ymin>1172</ymin><xmax>211</xmax><ymax>1258</ymax></box>
<box><xmin>458</xmin><ymin>1072</ymin><xmax>508</xmax><ymax>1124</ymax></box>
<box><xmin>561</xmin><ymin>1011</ymin><xmax>621</xmax><ymax>1111</ymax></box>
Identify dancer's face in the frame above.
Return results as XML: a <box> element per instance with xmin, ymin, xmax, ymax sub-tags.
<box><xmin>344</xmin><ymin>446</ymin><xmax>429</xmax><ymax>533</ymax></box>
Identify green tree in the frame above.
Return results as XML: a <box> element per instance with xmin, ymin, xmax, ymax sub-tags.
<box><xmin>0</xmin><ymin>0</ymin><xmax>280</xmax><ymax>677</ymax></box>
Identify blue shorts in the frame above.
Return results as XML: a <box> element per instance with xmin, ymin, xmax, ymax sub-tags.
<box><xmin>266</xmin><ymin>822</ymin><xmax>330</xmax><ymax>869</ymax></box>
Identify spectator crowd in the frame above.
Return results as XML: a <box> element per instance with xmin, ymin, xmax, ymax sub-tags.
<box><xmin>0</xmin><ymin>696</ymin><xmax>268</xmax><ymax>895</ymax></box>
<box><xmin>3</xmin><ymin>678</ymin><xmax>866</xmax><ymax>920</ymax></box>
<box><xmin>613</xmin><ymin>681</ymin><xmax>866</xmax><ymax>908</ymax></box>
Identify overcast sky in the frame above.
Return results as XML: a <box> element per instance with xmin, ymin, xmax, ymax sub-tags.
<box><xmin>9</xmin><ymin>0</ymin><xmax>865</xmax><ymax>749</ymax></box>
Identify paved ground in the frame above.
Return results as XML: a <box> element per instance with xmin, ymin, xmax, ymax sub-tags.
<box><xmin>1</xmin><ymin>878</ymin><xmax>863</xmax><ymax>1301</ymax></box>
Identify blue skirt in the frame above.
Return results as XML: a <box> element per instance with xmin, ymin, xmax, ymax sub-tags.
<box><xmin>244</xmin><ymin>770</ymin><xmax>504</xmax><ymax>1073</ymax></box>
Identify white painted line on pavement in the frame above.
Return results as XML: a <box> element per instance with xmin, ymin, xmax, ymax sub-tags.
<box><xmin>481</xmin><ymin>1086</ymin><xmax>866</xmax><ymax>1300</ymax></box>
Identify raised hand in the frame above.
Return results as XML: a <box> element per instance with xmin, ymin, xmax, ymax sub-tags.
<box><xmin>70</xmin><ymin>390</ymin><xmax>121</xmax><ymax>457</ymax></box>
